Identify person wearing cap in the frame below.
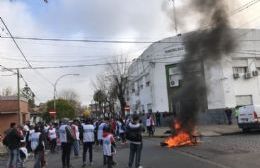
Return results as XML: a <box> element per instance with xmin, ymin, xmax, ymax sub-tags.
<box><xmin>81</xmin><ymin>118</ymin><xmax>95</xmax><ymax>167</ymax></box>
<box><xmin>59</xmin><ymin>118</ymin><xmax>76</xmax><ymax>168</ymax></box>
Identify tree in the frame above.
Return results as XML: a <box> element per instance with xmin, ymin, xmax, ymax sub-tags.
<box><xmin>59</xmin><ymin>89</ymin><xmax>82</xmax><ymax>117</ymax></box>
<box><xmin>1</xmin><ymin>87</ymin><xmax>15</xmax><ymax>96</ymax></box>
<box><xmin>93</xmin><ymin>89</ymin><xmax>107</xmax><ymax>116</ymax></box>
<box><xmin>59</xmin><ymin>89</ymin><xmax>79</xmax><ymax>102</ymax></box>
<box><xmin>93</xmin><ymin>74</ymin><xmax>118</xmax><ymax>117</ymax></box>
<box><xmin>46</xmin><ymin>99</ymin><xmax>75</xmax><ymax>120</ymax></box>
<box><xmin>106</xmin><ymin>57</ymin><xmax>129</xmax><ymax>117</ymax></box>
<box><xmin>21</xmin><ymin>84</ymin><xmax>35</xmax><ymax>108</ymax></box>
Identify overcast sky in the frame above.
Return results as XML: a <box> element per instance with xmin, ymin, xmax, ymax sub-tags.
<box><xmin>0</xmin><ymin>0</ymin><xmax>259</xmax><ymax>105</ymax></box>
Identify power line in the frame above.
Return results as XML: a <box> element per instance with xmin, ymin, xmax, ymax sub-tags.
<box><xmin>0</xmin><ymin>18</ymin><xmax>56</xmax><ymax>87</ymax></box>
<box><xmin>0</xmin><ymin>17</ymin><xmax>33</xmax><ymax>68</ymax></box>
<box><xmin>4</xmin><ymin>54</ymin><xmax>184</xmax><ymax>70</ymax></box>
<box><xmin>0</xmin><ymin>36</ymin><xmax>183</xmax><ymax>44</ymax></box>
<box><xmin>0</xmin><ymin>64</ymin><xmax>42</xmax><ymax>101</ymax></box>
<box><xmin>230</xmin><ymin>0</ymin><xmax>260</xmax><ymax>16</ymax></box>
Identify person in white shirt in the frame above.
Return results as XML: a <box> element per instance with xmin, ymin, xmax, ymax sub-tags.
<box><xmin>146</xmin><ymin>114</ymin><xmax>155</xmax><ymax>137</ymax></box>
<box><xmin>97</xmin><ymin>118</ymin><xmax>109</xmax><ymax>145</ymax></box>
<box><xmin>81</xmin><ymin>118</ymin><xmax>94</xmax><ymax>167</ymax></box>
<box><xmin>59</xmin><ymin>118</ymin><xmax>75</xmax><ymax>168</ymax></box>
<box><xmin>103</xmin><ymin>126</ymin><xmax>116</xmax><ymax>168</ymax></box>
<box><xmin>48</xmin><ymin>124</ymin><xmax>57</xmax><ymax>153</ymax></box>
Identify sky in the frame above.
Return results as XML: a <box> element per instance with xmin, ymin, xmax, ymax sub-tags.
<box><xmin>0</xmin><ymin>0</ymin><xmax>260</xmax><ymax>105</ymax></box>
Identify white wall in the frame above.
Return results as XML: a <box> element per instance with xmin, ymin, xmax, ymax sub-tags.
<box><xmin>205</xmin><ymin>29</ymin><xmax>260</xmax><ymax>109</ymax></box>
<box><xmin>128</xmin><ymin>29</ymin><xmax>260</xmax><ymax>114</ymax></box>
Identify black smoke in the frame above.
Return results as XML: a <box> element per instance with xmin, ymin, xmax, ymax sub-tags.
<box><xmin>174</xmin><ymin>0</ymin><xmax>237</xmax><ymax>133</ymax></box>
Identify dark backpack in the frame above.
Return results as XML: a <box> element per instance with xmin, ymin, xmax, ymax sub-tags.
<box><xmin>3</xmin><ymin>134</ymin><xmax>9</xmax><ymax>147</ymax></box>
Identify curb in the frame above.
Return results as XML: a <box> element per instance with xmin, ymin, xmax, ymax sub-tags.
<box><xmin>143</xmin><ymin>130</ymin><xmax>242</xmax><ymax>138</ymax></box>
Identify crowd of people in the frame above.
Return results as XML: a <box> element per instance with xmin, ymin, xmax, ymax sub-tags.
<box><xmin>1</xmin><ymin>112</ymin><xmax>162</xmax><ymax>168</ymax></box>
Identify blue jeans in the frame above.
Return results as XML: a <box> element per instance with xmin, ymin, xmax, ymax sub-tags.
<box><xmin>73</xmin><ymin>140</ymin><xmax>80</xmax><ymax>156</ymax></box>
<box><xmin>7</xmin><ymin>148</ymin><xmax>19</xmax><ymax>168</ymax></box>
<box><xmin>128</xmin><ymin>143</ymin><xmax>143</xmax><ymax>168</ymax></box>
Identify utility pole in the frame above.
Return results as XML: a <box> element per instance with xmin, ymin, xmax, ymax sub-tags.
<box><xmin>17</xmin><ymin>68</ymin><xmax>22</xmax><ymax>125</ymax></box>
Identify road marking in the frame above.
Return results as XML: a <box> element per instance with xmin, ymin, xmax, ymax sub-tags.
<box><xmin>175</xmin><ymin>149</ymin><xmax>231</xmax><ymax>168</ymax></box>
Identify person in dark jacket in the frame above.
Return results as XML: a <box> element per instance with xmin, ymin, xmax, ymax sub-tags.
<box><xmin>126</xmin><ymin>114</ymin><xmax>144</xmax><ymax>168</ymax></box>
<box><xmin>4</xmin><ymin>122</ymin><xmax>23</xmax><ymax>168</ymax></box>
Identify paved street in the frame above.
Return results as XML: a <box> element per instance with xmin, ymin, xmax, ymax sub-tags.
<box><xmin>0</xmin><ymin>131</ymin><xmax>258</xmax><ymax>168</ymax></box>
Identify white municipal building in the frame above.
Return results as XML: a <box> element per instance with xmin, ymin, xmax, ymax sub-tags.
<box><xmin>126</xmin><ymin>29</ymin><xmax>260</xmax><ymax>124</ymax></box>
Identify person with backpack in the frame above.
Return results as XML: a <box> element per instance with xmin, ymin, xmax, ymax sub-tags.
<box><xmin>3</xmin><ymin>122</ymin><xmax>23</xmax><ymax>168</ymax></box>
<box><xmin>126</xmin><ymin>114</ymin><xmax>144</xmax><ymax>168</ymax></box>
<box><xmin>81</xmin><ymin>118</ymin><xmax>95</xmax><ymax>167</ymax></box>
<box><xmin>29</xmin><ymin>125</ymin><xmax>45</xmax><ymax>168</ymax></box>
<box><xmin>59</xmin><ymin>118</ymin><xmax>75</xmax><ymax>168</ymax></box>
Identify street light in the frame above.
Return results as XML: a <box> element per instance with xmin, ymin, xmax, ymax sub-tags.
<box><xmin>53</xmin><ymin>73</ymin><xmax>80</xmax><ymax>116</ymax></box>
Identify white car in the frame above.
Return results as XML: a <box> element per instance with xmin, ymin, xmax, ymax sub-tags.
<box><xmin>238</xmin><ymin>105</ymin><xmax>260</xmax><ymax>132</ymax></box>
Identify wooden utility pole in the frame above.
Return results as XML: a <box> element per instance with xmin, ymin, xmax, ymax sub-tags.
<box><xmin>17</xmin><ymin>68</ymin><xmax>22</xmax><ymax>125</ymax></box>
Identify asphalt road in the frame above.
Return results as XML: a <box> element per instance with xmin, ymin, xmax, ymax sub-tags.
<box><xmin>3</xmin><ymin>132</ymin><xmax>260</xmax><ymax>168</ymax></box>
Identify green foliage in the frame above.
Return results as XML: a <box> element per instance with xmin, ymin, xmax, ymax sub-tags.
<box><xmin>93</xmin><ymin>90</ymin><xmax>107</xmax><ymax>104</ymax></box>
<box><xmin>46</xmin><ymin>99</ymin><xmax>75</xmax><ymax>120</ymax></box>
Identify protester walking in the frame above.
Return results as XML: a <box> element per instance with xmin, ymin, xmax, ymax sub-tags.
<box><xmin>30</xmin><ymin>125</ymin><xmax>45</xmax><ymax>168</ymax></box>
<box><xmin>81</xmin><ymin>118</ymin><xmax>95</xmax><ymax>167</ymax></box>
<box><xmin>98</xmin><ymin>118</ymin><xmax>108</xmax><ymax>145</ymax></box>
<box><xmin>3</xmin><ymin>122</ymin><xmax>23</xmax><ymax>168</ymax></box>
<box><xmin>48</xmin><ymin>124</ymin><xmax>57</xmax><ymax>153</ymax></box>
<box><xmin>117</xmin><ymin>118</ymin><xmax>126</xmax><ymax>144</ymax></box>
<box><xmin>126</xmin><ymin>114</ymin><xmax>144</xmax><ymax>168</ymax></box>
<box><xmin>103</xmin><ymin>126</ymin><xmax>116</xmax><ymax>168</ymax></box>
<box><xmin>71</xmin><ymin>120</ymin><xmax>80</xmax><ymax>157</ymax></box>
<box><xmin>59</xmin><ymin>118</ymin><xmax>75</xmax><ymax>168</ymax></box>
<box><xmin>146</xmin><ymin>114</ymin><xmax>155</xmax><ymax>137</ymax></box>
<box><xmin>225</xmin><ymin>107</ymin><xmax>233</xmax><ymax>125</ymax></box>
<box><xmin>155</xmin><ymin>111</ymin><xmax>161</xmax><ymax>127</ymax></box>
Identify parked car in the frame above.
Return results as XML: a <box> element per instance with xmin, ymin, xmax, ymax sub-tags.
<box><xmin>238</xmin><ymin>105</ymin><xmax>260</xmax><ymax>132</ymax></box>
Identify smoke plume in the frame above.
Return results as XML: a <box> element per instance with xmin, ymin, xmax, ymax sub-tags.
<box><xmin>175</xmin><ymin>0</ymin><xmax>236</xmax><ymax>133</ymax></box>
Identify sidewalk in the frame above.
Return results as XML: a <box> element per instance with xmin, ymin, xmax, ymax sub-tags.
<box><xmin>143</xmin><ymin>124</ymin><xmax>241</xmax><ymax>138</ymax></box>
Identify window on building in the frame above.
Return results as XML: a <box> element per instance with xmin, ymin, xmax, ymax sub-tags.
<box><xmin>146</xmin><ymin>81</ymin><xmax>150</xmax><ymax>87</ymax></box>
<box><xmin>141</xmin><ymin>105</ymin><xmax>145</xmax><ymax>113</ymax></box>
<box><xmin>236</xmin><ymin>95</ymin><xmax>253</xmax><ymax>106</ymax></box>
<box><xmin>147</xmin><ymin>103</ymin><xmax>152</xmax><ymax>112</ymax></box>
<box><xmin>233</xmin><ymin>67</ymin><xmax>248</xmax><ymax>74</ymax></box>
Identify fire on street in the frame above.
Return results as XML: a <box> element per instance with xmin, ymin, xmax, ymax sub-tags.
<box><xmin>0</xmin><ymin>133</ymin><xmax>257</xmax><ymax>168</ymax></box>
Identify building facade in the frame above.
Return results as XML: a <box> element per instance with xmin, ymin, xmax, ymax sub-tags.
<box><xmin>0</xmin><ymin>96</ymin><xmax>29</xmax><ymax>135</ymax></box>
<box><xmin>127</xmin><ymin>29</ymin><xmax>260</xmax><ymax>124</ymax></box>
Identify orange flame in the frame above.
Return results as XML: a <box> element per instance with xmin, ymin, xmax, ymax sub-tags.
<box><xmin>164</xmin><ymin>120</ymin><xmax>196</xmax><ymax>148</ymax></box>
